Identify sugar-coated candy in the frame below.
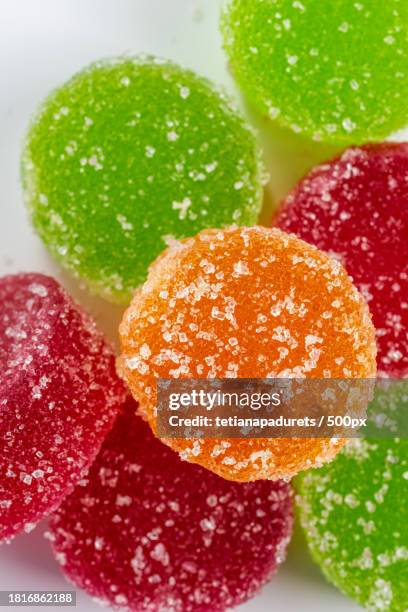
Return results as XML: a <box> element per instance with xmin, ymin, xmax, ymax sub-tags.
<box><xmin>49</xmin><ymin>400</ymin><xmax>294</xmax><ymax>611</ymax></box>
<box><xmin>22</xmin><ymin>56</ymin><xmax>263</xmax><ymax>303</ymax></box>
<box><xmin>221</xmin><ymin>0</ymin><xmax>408</xmax><ymax>144</ymax></box>
<box><xmin>0</xmin><ymin>273</ymin><xmax>126</xmax><ymax>542</ymax></box>
<box><xmin>275</xmin><ymin>143</ymin><xmax>408</xmax><ymax>377</ymax></box>
<box><xmin>119</xmin><ymin>226</ymin><xmax>376</xmax><ymax>482</ymax></box>
<box><xmin>297</xmin><ymin>437</ymin><xmax>408</xmax><ymax>612</ymax></box>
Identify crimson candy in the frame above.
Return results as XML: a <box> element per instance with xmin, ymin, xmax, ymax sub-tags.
<box><xmin>48</xmin><ymin>400</ymin><xmax>294</xmax><ymax>611</ymax></box>
<box><xmin>275</xmin><ymin>143</ymin><xmax>408</xmax><ymax>377</ymax></box>
<box><xmin>0</xmin><ymin>273</ymin><xmax>126</xmax><ymax>541</ymax></box>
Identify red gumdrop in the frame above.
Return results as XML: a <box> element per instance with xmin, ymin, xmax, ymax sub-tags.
<box><xmin>48</xmin><ymin>399</ymin><xmax>294</xmax><ymax>612</ymax></box>
<box><xmin>0</xmin><ymin>273</ymin><xmax>126</xmax><ymax>541</ymax></box>
<box><xmin>275</xmin><ymin>143</ymin><xmax>408</xmax><ymax>377</ymax></box>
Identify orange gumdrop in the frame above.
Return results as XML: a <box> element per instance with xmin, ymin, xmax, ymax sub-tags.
<box><xmin>118</xmin><ymin>227</ymin><xmax>376</xmax><ymax>481</ymax></box>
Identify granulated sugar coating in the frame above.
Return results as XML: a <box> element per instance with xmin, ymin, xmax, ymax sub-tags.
<box><xmin>275</xmin><ymin>143</ymin><xmax>408</xmax><ymax>377</ymax></box>
<box><xmin>119</xmin><ymin>226</ymin><xmax>377</xmax><ymax>481</ymax></box>
<box><xmin>221</xmin><ymin>0</ymin><xmax>408</xmax><ymax>144</ymax></box>
<box><xmin>0</xmin><ymin>273</ymin><xmax>126</xmax><ymax>542</ymax></box>
<box><xmin>297</xmin><ymin>438</ymin><xmax>408</xmax><ymax>612</ymax></box>
<box><xmin>22</xmin><ymin>56</ymin><xmax>263</xmax><ymax>303</ymax></box>
<box><xmin>49</xmin><ymin>401</ymin><xmax>294</xmax><ymax>612</ymax></box>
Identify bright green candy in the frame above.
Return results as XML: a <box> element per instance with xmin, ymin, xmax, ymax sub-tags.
<box><xmin>222</xmin><ymin>0</ymin><xmax>408</xmax><ymax>143</ymax></box>
<box><xmin>22</xmin><ymin>57</ymin><xmax>263</xmax><ymax>302</ymax></box>
<box><xmin>297</xmin><ymin>438</ymin><xmax>408</xmax><ymax>611</ymax></box>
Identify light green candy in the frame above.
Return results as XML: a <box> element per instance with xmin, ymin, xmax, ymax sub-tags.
<box><xmin>222</xmin><ymin>0</ymin><xmax>408</xmax><ymax>143</ymax></box>
<box><xmin>297</xmin><ymin>437</ymin><xmax>408</xmax><ymax>611</ymax></box>
<box><xmin>22</xmin><ymin>57</ymin><xmax>263</xmax><ymax>302</ymax></box>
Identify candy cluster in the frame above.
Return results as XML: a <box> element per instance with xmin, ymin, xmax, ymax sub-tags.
<box><xmin>1</xmin><ymin>1</ymin><xmax>407</xmax><ymax>611</ymax></box>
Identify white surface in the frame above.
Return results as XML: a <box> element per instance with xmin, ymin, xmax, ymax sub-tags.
<box><xmin>0</xmin><ymin>1</ymin><xmax>365</xmax><ymax>610</ymax></box>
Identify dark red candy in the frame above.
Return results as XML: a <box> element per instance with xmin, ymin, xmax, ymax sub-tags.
<box><xmin>48</xmin><ymin>400</ymin><xmax>294</xmax><ymax>611</ymax></box>
<box><xmin>275</xmin><ymin>143</ymin><xmax>408</xmax><ymax>377</ymax></box>
<box><xmin>0</xmin><ymin>273</ymin><xmax>126</xmax><ymax>541</ymax></box>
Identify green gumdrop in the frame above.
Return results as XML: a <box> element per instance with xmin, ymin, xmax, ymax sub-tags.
<box><xmin>297</xmin><ymin>437</ymin><xmax>408</xmax><ymax>611</ymax></box>
<box><xmin>222</xmin><ymin>0</ymin><xmax>408</xmax><ymax>144</ymax></box>
<box><xmin>22</xmin><ymin>57</ymin><xmax>263</xmax><ymax>303</ymax></box>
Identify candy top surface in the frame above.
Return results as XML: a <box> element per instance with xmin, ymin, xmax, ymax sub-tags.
<box><xmin>22</xmin><ymin>56</ymin><xmax>263</xmax><ymax>303</ymax></box>
<box><xmin>0</xmin><ymin>273</ymin><xmax>126</xmax><ymax>540</ymax></box>
<box><xmin>222</xmin><ymin>0</ymin><xmax>408</xmax><ymax>143</ymax></box>
<box><xmin>297</xmin><ymin>438</ymin><xmax>408</xmax><ymax>612</ymax></box>
<box><xmin>120</xmin><ymin>225</ymin><xmax>376</xmax><ymax>387</ymax></box>
<box><xmin>119</xmin><ymin>226</ymin><xmax>376</xmax><ymax>481</ymax></box>
<box><xmin>49</xmin><ymin>401</ymin><xmax>294</xmax><ymax>611</ymax></box>
<box><xmin>276</xmin><ymin>143</ymin><xmax>408</xmax><ymax>377</ymax></box>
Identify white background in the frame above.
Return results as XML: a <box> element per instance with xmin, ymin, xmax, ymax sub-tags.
<box><xmin>0</xmin><ymin>1</ymin><xmax>373</xmax><ymax>610</ymax></box>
